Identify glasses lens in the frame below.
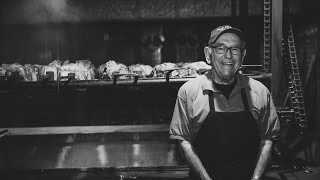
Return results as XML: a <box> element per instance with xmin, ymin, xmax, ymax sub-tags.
<box><xmin>215</xmin><ymin>46</ymin><xmax>227</xmax><ymax>54</ymax></box>
<box><xmin>210</xmin><ymin>45</ymin><xmax>242</xmax><ymax>55</ymax></box>
<box><xmin>231</xmin><ymin>48</ymin><xmax>242</xmax><ymax>55</ymax></box>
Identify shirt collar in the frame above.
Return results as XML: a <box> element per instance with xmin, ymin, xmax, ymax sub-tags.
<box><xmin>201</xmin><ymin>69</ymin><xmax>250</xmax><ymax>93</ymax></box>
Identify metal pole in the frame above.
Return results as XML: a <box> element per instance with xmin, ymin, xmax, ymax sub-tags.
<box><xmin>271</xmin><ymin>0</ymin><xmax>283</xmax><ymax>106</ymax></box>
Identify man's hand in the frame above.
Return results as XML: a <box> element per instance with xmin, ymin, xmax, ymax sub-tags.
<box><xmin>178</xmin><ymin>140</ymin><xmax>212</xmax><ymax>180</ymax></box>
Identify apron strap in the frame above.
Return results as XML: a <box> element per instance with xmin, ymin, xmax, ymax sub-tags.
<box><xmin>240</xmin><ymin>88</ymin><xmax>249</xmax><ymax>110</ymax></box>
<box><xmin>207</xmin><ymin>88</ymin><xmax>249</xmax><ymax>112</ymax></box>
<box><xmin>207</xmin><ymin>90</ymin><xmax>215</xmax><ymax>112</ymax></box>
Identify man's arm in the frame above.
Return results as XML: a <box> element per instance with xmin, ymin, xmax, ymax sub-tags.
<box><xmin>178</xmin><ymin>140</ymin><xmax>212</xmax><ymax>180</ymax></box>
<box><xmin>252</xmin><ymin>139</ymin><xmax>273</xmax><ymax>180</ymax></box>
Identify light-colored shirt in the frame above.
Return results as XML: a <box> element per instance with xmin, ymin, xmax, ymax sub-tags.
<box><xmin>169</xmin><ymin>70</ymin><xmax>280</xmax><ymax>142</ymax></box>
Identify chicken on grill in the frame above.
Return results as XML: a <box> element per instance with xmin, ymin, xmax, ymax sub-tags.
<box><xmin>24</xmin><ymin>64</ymin><xmax>40</xmax><ymax>81</ymax></box>
<box><xmin>181</xmin><ymin>61</ymin><xmax>211</xmax><ymax>76</ymax></box>
<box><xmin>60</xmin><ymin>60</ymin><xmax>96</xmax><ymax>80</ymax></box>
<box><xmin>128</xmin><ymin>64</ymin><xmax>153</xmax><ymax>78</ymax></box>
<box><xmin>152</xmin><ymin>62</ymin><xmax>178</xmax><ymax>77</ymax></box>
<box><xmin>1</xmin><ymin>63</ymin><xmax>29</xmax><ymax>81</ymax></box>
<box><xmin>98</xmin><ymin>60</ymin><xmax>129</xmax><ymax>80</ymax></box>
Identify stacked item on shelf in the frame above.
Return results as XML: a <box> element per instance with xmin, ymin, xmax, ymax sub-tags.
<box><xmin>45</xmin><ymin>60</ymin><xmax>97</xmax><ymax>81</ymax></box>
<box><xmin>97</xmin><ymin>60</ymin><xmax>211</xmax><ymax>79</ymax></box>
<box><xmin>152</xmin><ymin>62</ymin><xmax>178</xmax><ymax>77</ymax></box>
<box><xmin>180</xmin><ymin>61</ymin><xmax>212</xmax><ymax>77</ymax></box>
<box><xmin>0</xmin><ymin>60</ymin><xmax>98</xmax><ymax>81</ymax></box>
<box><xmin>98</xmin><ymin>60</ymin><xmax>131</xmax><ymax>80</ymax></box>
<box><xmin>0</xmin><ymin>63</ymin><xmax>42</xmax><ymax>82</ymax></box>
<box><xmin>60</xmin><ymin>60</ymin><xmax>96</xmax><ymax>80</ymax></box>
<box><xmin>0</xmin><ymin>60</ymin><xmax>212</xmax><ymax>82</ymax></box>
<box><xmin>152</xmin><ymin>61</ymin><xmax>211</xmax><ymax>78</ymax></box>
<box><xmin>128</xmin><ymin>63</ymin><xmax>153</xmax><ymax>78</ymax></box>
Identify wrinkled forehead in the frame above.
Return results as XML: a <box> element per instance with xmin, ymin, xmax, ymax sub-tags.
<box><xmin>214</xmin><ymin>33</ymin><xmax>244</xmax><ymax>47</ymax></box>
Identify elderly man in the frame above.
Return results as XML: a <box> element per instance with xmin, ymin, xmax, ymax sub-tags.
<box><xmin>169</xmin><ymin>25</ymin><xmax>280</xmax><ymax>180</ymax></box>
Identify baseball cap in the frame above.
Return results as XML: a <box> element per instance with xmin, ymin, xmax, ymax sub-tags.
<box><xmin>208</xmin><ymin>25</ymin><xmax>245</xmax><ymax>45</ymax></box>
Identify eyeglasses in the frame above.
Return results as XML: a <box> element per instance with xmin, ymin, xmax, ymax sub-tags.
<box><xmin>209</xmin><ymin>45</ymin><xmax>244</xmax><ymax>55</ymax></box>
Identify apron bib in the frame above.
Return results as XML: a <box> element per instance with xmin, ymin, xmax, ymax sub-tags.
<box><xmin>190</xmin><ymin>88</ymin><xmax>260</xmax><ymax>180</ymax></box>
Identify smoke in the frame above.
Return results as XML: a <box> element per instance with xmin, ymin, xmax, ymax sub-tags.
<box><xmin>47</xmin><ymin>0</ymin><xmax>67</xmax><ymax>12</ymax></box>
<box><xmin>41</xmin><ymin>0</ymin><xmax>80</xmax><ymax>22</ymax></box>
<box><xmin>7</xmin><ymin>0</ymin><xmax>81</xmax><ymax>24</ymax></box>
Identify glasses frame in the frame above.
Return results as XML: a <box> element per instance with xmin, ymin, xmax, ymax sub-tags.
<box><xmin>208</xmin><ymin>45</ymin><xmax>245</xmax><ymax>55</ymax></box>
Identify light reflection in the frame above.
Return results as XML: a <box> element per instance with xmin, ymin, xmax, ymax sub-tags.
<box><xmin>167</xmin><ymin>144</ymin><xmax>175</xmax><ymax>164</ymax></box>
<box><xmin>132</xmin><ymin>144</ymin><xmax>140</xmax><ymax>156</ymax></box>
<box><xmin>65</xmin><ymin>135</ymin><xmax>75</xmax><ymax>143</ymax></box>
<box><xmin>96</xmin><ymin>145</ymin><xmax>108</xmax><ymax>167</ymax></box>
<box><xmin>133</xmin><ymin>161</ymin><xmax>140</xmax><ymax>167</ymax></box>
<box><xmin>132</xmin><ymin>144</ymin><xmax>141</xmax><ymax>167</ymax></box>
<box><xmin>56</xmin><ymin>145</ymin><xmax>72</xmax><ymax>168</ymax></box>
<box><xmin>28</xmin><ymin>146</ymin><xmax>38</xmax><ymax>157</ymax></box>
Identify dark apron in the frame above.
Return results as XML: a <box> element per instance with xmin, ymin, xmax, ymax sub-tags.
<box><xmin>190</xmin><ymin>88</ymin><xmax>260</xmax><ymax>180</ymax></box>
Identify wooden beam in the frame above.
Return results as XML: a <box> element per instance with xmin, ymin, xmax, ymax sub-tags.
<box><xmin>239</xmin><ymin>0</ymin><xmax>248</xmax><ymax>18</ymax></box>
<box><xmin>271</xmin><ymin>0</ymin><xmax>283</xmax><ymax>106</ymax></box>
<box><xmin>231</xmin><ymin>0</ymin><xmax>237</xmax><ymax>17</ymax></box>
<box><xmin>239</xmin><ymin>0</ymin><xmax>248</xmax><ymax>38</ymax></box>
<box><xmin>0</xmin><ymin>124</ymin><xmax>170</xmax><ymax>136</ymax></box>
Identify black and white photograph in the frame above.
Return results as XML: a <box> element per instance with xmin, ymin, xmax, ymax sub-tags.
<box><xmin>0</xmin><ymin>0</ymin><xmax>319</xmax><ymax>180</ymax></box>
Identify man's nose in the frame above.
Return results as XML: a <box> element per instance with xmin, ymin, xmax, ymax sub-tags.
<box><xmin>225</xmin><ymin>48</ymin><xmax>232</xmax><ymax>58</ymax></box>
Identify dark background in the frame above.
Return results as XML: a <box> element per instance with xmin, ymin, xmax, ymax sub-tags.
<box><xmin>0</xmin><ymin>0</ymin><xmax>319</xmax><ymax>170</ymax></box>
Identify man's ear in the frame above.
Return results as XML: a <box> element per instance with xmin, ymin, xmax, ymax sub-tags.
<box><xmin>204</xmin><ymin>47</ymin><xmax>211</xmax><ymax>65</ymax></box>
<box><xmin>241</xmin><ymin>49</ymin><xmax>247</xmax><ymax>63</ymax></box>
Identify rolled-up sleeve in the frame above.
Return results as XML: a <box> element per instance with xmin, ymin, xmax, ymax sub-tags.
<box><xmin>169</xmin><ymin>92</ymin><xmax>193</xmax><ymax>142</ymax></box>
<box><xmin>259</xmin><ymin>91</ymin><xmax>281</xmax><ymax>141</ymax></box>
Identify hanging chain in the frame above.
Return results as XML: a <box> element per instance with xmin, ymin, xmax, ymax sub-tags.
<box><xmin>263</xmin><ymin>0</ymin><xmax>272</xmax><ymax>73</ymax></box>
<box><xmin>287</xmin><ymin>24</ymin><xmax>308</xmax><ymax>133</ymax></box>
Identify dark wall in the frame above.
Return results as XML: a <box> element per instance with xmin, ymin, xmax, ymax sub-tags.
<box><xmin>0</xmin><ymin>0</ymin><xmax>279</xmax><ymax>66</ymax></box>
<box><xmin>0</xmin><ymin>0</ymin><xmax>303</xmax><ymax>66</ymax></box>
<box><xmin>1</xmin><ymin>0</ymin><xmax>235</xmax><ymax>24</ymax></box>
<box><xmin>0</xmin><ymin>17</ymin><xmax>265</xmax><ymax>66</ymax></box>
<box><xmin>0</xmin><ymin>84</ymin><xmax>181</xmax><ymax>127</ymax></box>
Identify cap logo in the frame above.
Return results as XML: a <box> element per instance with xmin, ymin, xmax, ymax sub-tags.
<box><xmin>217</xmin><ymin>25</ymin><xmax>232</xmax><ymax>32</ymax></box>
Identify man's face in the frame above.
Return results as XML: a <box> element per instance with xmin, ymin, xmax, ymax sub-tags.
<box><xmin>205</xmin><ymin>33</ymin><xmax>246</xmax><ymax>83</ymax></box>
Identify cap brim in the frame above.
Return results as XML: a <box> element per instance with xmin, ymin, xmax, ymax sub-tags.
<box><xmin>208</xmin><ymin>28</ymin><xmax>244</xmax><ymax>45</ymax></box>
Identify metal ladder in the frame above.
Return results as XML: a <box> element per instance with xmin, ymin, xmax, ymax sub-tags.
<box><xmin>264</xmin><ymin>0</ymin><xmax>308</xmax><ymax>134</ymax></box>
<box><xmin>272</xmin><ymin>23</ymin><xmax>313</xmax><ymax>172</ymax></box>
<box><xmin>265</xmin><ymin>0</ymin><xmax>312</xmax><ymax>170</ymax></box>
<box><xmin>263</xmin><ymin>0</ymin><xmax>272</xmax><ymax>73</ymax></box>
<box><xmin>286</xmin><ymin>24</ymin><xmax>308</xmax><ymax>134</ymax></box>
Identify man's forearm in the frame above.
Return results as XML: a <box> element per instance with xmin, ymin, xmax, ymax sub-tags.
<box><xmin>252</xmin><ymin>139</ymin><xmax>273</xmax><ymax>180</ymax></box>
<box><xmin>179</xmin><ymin>140</ymin><xmax>212</xmax><ymax>180</ymax></box>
